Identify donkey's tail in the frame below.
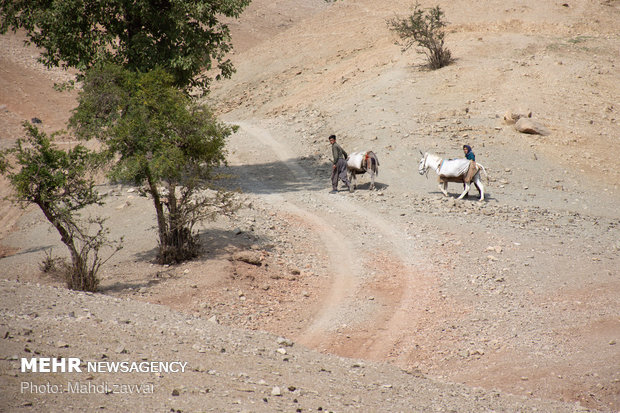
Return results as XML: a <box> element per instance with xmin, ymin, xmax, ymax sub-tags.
<box><xmin>366</xmin><ymin>151</ymin><xmax>379</xmax><ymax>176</ymax></box>
<box><xmin>476</xmin><ymin>163</ymin><xmax>488</xmax><ymax>182</ymax></box>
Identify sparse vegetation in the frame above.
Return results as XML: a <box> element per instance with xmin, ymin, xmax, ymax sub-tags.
<box><xmin>567</xmin><ymin>35</ymin><xmax>591</xmax><ymax>44</ymax></box>
<box><xmin>39</xmin><ymin>248</ymin><xmax>64</xmax><ymax>274</ymax></box>
<box><xmin>0</xmin><ymin>123</ymin><xmax>122</xmax><ymax>291</ymax></box>
<box><xmin>388</xmin><ymin>3</ymin><xmax>453</xmax><ymax>69</ymax></box>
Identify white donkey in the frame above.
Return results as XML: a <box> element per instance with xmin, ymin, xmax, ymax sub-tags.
<box><xmin>418</xmin><ymin>152</ymin><xmax>486</xmax><ymax>201</ymax></box>
<box><xmin>347</xmin><ymin>151</ymin><xmax>379</xmax><ymax>191</ymax></box>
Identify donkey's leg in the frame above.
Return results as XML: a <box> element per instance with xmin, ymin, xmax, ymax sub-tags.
<box><xmin>369</xmin><ymin>170</ymin><xmax>375</xmax><ymax>190</ymax></box>
<box><xmin>475</xmin><ymin>177</ymin><xmax>485</xmax><ymax>201</ymax></box>
<box><xmin>350</xmin><ymin>173</ymin><xmax>355</xmax><ymax>192</ymax></box>
<box><xmin>439</xmin><ymin>182</ymin><xmax>449</xmax><ymax>196</ymax></box>
<box><xmin>457</xmin><ymin>183</ymin><xmax>470</xmax><ymax>200</ymax></box>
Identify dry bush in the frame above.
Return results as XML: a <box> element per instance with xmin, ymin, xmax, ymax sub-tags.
<box><xmin>388</xmin><ymin>3</ymin><xmax>453</xmax><ymax>70</ymax></box>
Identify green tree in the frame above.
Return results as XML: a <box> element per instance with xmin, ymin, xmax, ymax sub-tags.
<box><xmin>2</xmin><ymin>1</ymin><xmax>246</xmax><ymax>265</ymax></box>
<box><xmin>0</xmin><ymin>0</ymin><xmax>250</xmax><ymax>93</ymax></box>
<box><xmin>388</xmin><ymin>3</ymin><xmax>453</xmax><ymax>70</ymax></box>
<box><xmin>71</xmin><ymin>65</ymin><xmax>238</xmax><ymax>264</ymax></box>
<box><xmin>0</xmin><ymin>123</ymin><xmax>121</xmax><ymax>291</ymax></box>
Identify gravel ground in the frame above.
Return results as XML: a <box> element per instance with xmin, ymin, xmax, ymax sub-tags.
<box><xmin>1</xmin><ymin>0</ymin><xmax>619</xmax><ymax>411</ymax></box>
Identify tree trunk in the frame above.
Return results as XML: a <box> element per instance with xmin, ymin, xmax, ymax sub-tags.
<box><xmin>145</xmin><ymin>167</ymin><xmax>168</xmax><ymax>249</ymax></box>
<box><xmin>167</xmin><ymin>182</ymin><xmax>180</xmax><ymax>248</ymax></box>
<box><xmin>39</xmin><ymin>202</ymin><xmax>79</xmax><ymax>265</ymax></box>
<box><xmin>37</xmin><ymin>200</ymin><xmax>93</xmax><ymax>291</ymax></box>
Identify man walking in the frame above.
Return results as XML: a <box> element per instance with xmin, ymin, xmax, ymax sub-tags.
<box><xmin>328</xmin><ymin>134</ymin><xmax>351</xmax><ymax>193</ymax></box>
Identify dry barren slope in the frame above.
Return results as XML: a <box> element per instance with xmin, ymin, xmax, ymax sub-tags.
<box><xmin>1</xmin><ymin>0</ymin><xmax>619</xmax><ymax>412</ymax></box>
<box><xmin>208</xmin><ymin>0</ymin><xmax>620</xmax><ymax>410</ymax></box>
<box><xmin>213</xmin><ymin>0</ymin><xmax>619</xmax><ymax>195</ymax></box>
<box><xmin>0</xmin><ymin>279</ymin><xmax>589</xmax><ymax>412</ymax></box>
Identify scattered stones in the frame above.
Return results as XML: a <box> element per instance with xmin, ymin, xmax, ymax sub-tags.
<box><xmin>486</xmin><ymin>246</ymin><xmax>503</xmax><ymax>253</ymax></box>
<box><xmin>503</xmin><ymin>110</ymin><xmax>531</xmax><ymax>124</ymax></box>
<box><xmin>1</xmin><ymin>11</ymin><xmax>619</xmax><ymax>411</ymax></box>
<box><xmin>277</xmin><ymin>337</ymin><xmax>294</xmax><ymax>347</ymax></box>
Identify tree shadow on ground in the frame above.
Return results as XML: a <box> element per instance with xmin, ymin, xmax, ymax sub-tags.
<box><xmin>99</xmin><ymin>277</ymin><xmax>165</xmax><ymax>293</ymax></box>
<box><xmin>0</xmin><ymin>244</ymin><xmax>56</xmax><ymax>259</ymax></box>
<box><xmin>101</xmin><ymin>228</ymin><xmax>253</xmax><ymax>293</ymax></box>
<box><xmin>130</xmin><ymin>228</ymin><xmax>259</xmax><ymax>265</ymax></box>
<box><xmin>216</xmin><ymin>156</ymin><xmax>330</xmax><ymax>195</ymax></box>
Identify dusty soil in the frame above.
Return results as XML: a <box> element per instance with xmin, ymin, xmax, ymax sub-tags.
<box><xmin>1</xmin><ymin>0</ymin><xmax>619</xmax><ymax>411</ymax></box>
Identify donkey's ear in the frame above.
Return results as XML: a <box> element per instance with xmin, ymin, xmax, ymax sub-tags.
<box><xmin>419</xmin><ymin>150</ymin><xmax>424</xmax><ymax>156</ymax></box>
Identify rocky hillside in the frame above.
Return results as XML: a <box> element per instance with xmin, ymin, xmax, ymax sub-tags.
<box><xmin>1</xmin><ymin>0</ymin><xmax>619</xmax><ymax>411</ymax></box>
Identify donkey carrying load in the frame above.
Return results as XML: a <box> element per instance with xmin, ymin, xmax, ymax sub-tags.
<box><xmin>347</xmin><ymin>151</ymin><xmax>379</xmax><ymax>191</ymax></box>
<box><xmin>418</xmin><ymin>152</ymin><xmax>486</xmax><ymax>201</ymax></box>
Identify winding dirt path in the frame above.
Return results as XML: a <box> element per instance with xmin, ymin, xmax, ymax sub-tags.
<box><xmin>229</xmin><ymin>121</ymin><xmax>438</xmax><ymax>359</ymax></box>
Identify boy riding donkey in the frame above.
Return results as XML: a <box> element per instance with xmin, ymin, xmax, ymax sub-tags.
<box><xmin>462</xmin><ymin>144</ymin><xmax>480</xmax><ymax>198</ymax></box>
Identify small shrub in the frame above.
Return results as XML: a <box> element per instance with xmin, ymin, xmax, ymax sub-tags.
<box><xmin>39</xmin><ymin>249</ymin><xmax>64</xmax><ymax>274</ymax></box>
<box><xmin>157</xmin><ymin>227</ymin><xmax>200</xmax><ymax>265</ymax></box>
<box><xmin>388</xmin><ymin>3</ymin><xmax>453</xmax><ymax>70</ymax></box>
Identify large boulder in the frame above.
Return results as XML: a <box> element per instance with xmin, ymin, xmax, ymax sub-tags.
<box><xmin>231</xmin><ymin>250</ymin><xmax>263</xmax><ymax>266</ymax></box>
<box><xmin>514</xmin><ymin>117</ymin><xmax>550</xmax><ymax>135</ymax></box>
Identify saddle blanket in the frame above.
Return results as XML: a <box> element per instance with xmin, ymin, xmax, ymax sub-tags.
<box><xmin>347</xmin><ymin>152</ymin><xmax>367</xmax><ymax>170</ymax></box>
<box><xmin>439</xmin><ymin>159</ymin><xmax>477</xmax><ymax>183</ymax></box>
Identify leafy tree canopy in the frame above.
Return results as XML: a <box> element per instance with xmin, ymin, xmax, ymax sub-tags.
<box><xmin>1</xmin><ymin>122</ymin><xmax>102</xmax><ymax>216</ymax></box>
<box><xmin>0</xmin><ymin>0</ymin><xmax>250</xmax><ymax>93</ymax></box>
<box><xmin>0</xmin><ymin>123</ymin><xmax>120</xmax><ymax>291</ymax></box>
<box><xmin>70</xmin><ymin>64</ymin><xmax>238</xmax><ymax>264</ymax></box>
<box><xmin>70</xmin><ymin>64</ymin><xmax>231</xmax><ymax>185</ymax></box>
